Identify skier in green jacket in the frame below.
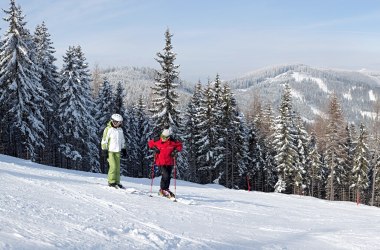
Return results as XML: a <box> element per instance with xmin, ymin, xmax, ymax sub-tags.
<box><xmin>101</xmin><ymin>114</ymin><xmax>127</xmax><ymax>188</ymax></box>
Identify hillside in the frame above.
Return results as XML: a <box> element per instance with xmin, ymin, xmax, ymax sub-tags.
<box><xmin>101</xmin><ymin>64</ymin><xmax>380</xmax><ymax>125</ymax></box>
<box><xmin>1</xmin><ymin>154</ymin><xmax>380</xmax><ymax>249</ymax></box>
<box><xmin>100</xmin><ymin>66</ymin><xmax>194</xmax><ymax>110</ymax></box>
<box><xmin>229</xmin><ymin>64</ymin><xmax>380</xmax><ymax>123</ymax></box>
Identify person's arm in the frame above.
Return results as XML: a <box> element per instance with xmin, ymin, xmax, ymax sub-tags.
<box><xmin>101</xmin><ymin>127</ymin><xmax>110</xmax><ymax>150</ymax></box>
<box><xmin>174</xmin><ymin>140</ymin><xmax>182</xmax><ymax>152</ymax></box>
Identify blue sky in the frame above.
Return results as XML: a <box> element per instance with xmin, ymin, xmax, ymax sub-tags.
<box><xmin>2</xmin><ymin>0</ymin><xmax>380</xmax><ymax>82</ymax></box>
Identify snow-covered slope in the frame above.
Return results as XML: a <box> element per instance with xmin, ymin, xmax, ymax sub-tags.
<box><xmin>1</xmin><ymin>154</ymin><xmax>380</xmax><ymax>249</ymax></box>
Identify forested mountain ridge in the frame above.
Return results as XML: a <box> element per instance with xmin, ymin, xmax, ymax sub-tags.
<box><xmin>100</xmin><ymin>64</ymin><xmax>380</xmax><ymax>125</ymax></box>
<box><xmin>98</xmin><ymin>66</ymin><xmax>194</xmax><ymax>110</ymax></box>
<box><xmin>229</xmin><ymin>64</ymin><xmax>380</xmax><ymax>124</ymax></box>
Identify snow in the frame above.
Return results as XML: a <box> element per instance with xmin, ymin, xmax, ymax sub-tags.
<box><xmin>1</xmin><ymin>154</ymin><xmax>380</xmax><ymax>249</ymax></box>
<box><xmin>290</xmin><ymin>88</ymin><xmax>304</xmax><ymax>101</ymax></box>
<box><xmin>343</xmin><ymin>90</ymin><xmax>352</xmax><ymax>100</ymax></box>
<box><xmin>360</xmin><ymin>111</ymin><xmax>377</xmax><ymax>120</ymax></box>
<box><xmin>369</xmin><ymin>90</ymin><xmax>377</xmax><ymax>101</ymax></box>
<box><xmin>310</xmin><ymin>106</ymin><xmax>326</xmax><ymax>118</ymax></box>
<box><xmin>292</xmin><ymin>72</ymin><xmax>331</xmax><ymax>94</ymax></box>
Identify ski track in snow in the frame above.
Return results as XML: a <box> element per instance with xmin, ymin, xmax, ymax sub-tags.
<box><xmin>1</xmin><ymin>155</ymin><xmax>380</xmax><ymax>249</ymax></box>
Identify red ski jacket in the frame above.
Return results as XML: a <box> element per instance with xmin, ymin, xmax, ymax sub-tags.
<box><xmin>148</xmin><ymin>138</ymin><xmax>182</xmax><ymax>166</ymax></box>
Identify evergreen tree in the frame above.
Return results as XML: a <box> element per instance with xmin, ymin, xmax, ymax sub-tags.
<box><xmin>196</xmin><ymin>82</ymin><xmax>216</xmax><ymax>183</ymax></box>
<box><xmin>33</xmin><ymin>21</ymin><xmax>60</xmax><ymax>166</ymax></box>
<box><xmin>341</xmin><ymin>124</ymin><xmax>355</xmax><ymax>201</ymax></box>
<box><xmin>183</xmin><ymin>82</ymin><xmax>203</xmax><ymax>182</ymax></box>
<box><xmin>273</xmin><ymin>83</ymin><xmax>297</xmax><ymax>193</ymax></box>
<box><xmin>293</xmin><ymin>114</ymin><xmax>309</xmax><ymax>195</ymax></box>
<box><xmin>57</xmin><ymin>46</ymin><xmax>99</xmax><ymax>172</ymax></box>
<box><xmin>372</xmin><ymin>152</ymin><xmax>380</xmax><ymax>206</ymax></box>
<box><xmin>114</xmin><ymin>81</ymin><xmax>126</xmax><ymax>115</ymax></box>
<box><xmin>74</xmin><ymin>46</ymin><xmax>99</xmax><ymax>173</ymax></box>
<box><xmin>351</xmin><ymin>123</ymin><xmax>370</xmax><ymax>203</ymax></box>
<box><xmin>133</xmin><ymin>97</ymin><xmax>152</xmax><ymax>178</ymax></box>
<box><xmin>219</xmin><ymin>84</ymin><xmax>249</xmax><ymax>189</ymax></box>
<box><xmin>325</xmin><ymin>94</ymin><xmax>346</xmax><ymax>201</ymax></box>
<box><xmin>0</xmin><ymin>0</ymin><xmax>49</xmax><ymax>160</ymax></box>
<box><xmin>196</xmin><ymin>79</ymin><xmax>224</xmax><ymax>184</ymax></box>
<box><xmin>124</xmin><ymin>105</ymin><xmax>138</xmax><ymax>176</ymax></box>
<box><xmin>95</xmin><ymin>78</ymin><xmax>114</xmax><ymax>173</ymax></box>
<box><xmin>150</xmin><ymin>28</ymin><xmax>181</xmax><ymax>135</ymax></box>
<box><xmin>306</xmin><ymin>132</ymin><xmax>323</xmax><ymax>198</ymax></box>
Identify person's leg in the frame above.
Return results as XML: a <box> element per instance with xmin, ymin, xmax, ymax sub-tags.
<box><xmin>108</xmin><ymin>152</ymin><xmax>121</xmax><ymax>184</ymax></box>
<box><xmin>160</xmin><ymin>166</ymin><xmax>173</xmax><ymax>190</ymax></box>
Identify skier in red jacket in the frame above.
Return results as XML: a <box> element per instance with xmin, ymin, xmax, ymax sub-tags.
<box><xmin>148</xmin><ymin>127</ymin><xmax>182</xmax><ymax>197</ymax></box>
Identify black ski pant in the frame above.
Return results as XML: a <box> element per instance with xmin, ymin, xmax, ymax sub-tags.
<box><xmin>160</xmin><ymin>165</ymin><xmax>173</xmax><ymax>190</ymax></box>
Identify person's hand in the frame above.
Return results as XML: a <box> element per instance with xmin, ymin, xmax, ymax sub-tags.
<box><xmin>102</xmin><ymin>150</ymin><xmax>108</xmax><ymax>159</ymax></box>
<box><xmin>170</xmin><ymin>149</ymin><xmax>177</xmax><ymax>158</ymax></box>
<box><xmin>152</xmin><ymin>146</ymin><xmax>160</xmax><ymax>154</ymax></box>
<box><xmin>121</xmin><ymin>148</ymin><xmax>127</xmax><ymax>157</ymax></box>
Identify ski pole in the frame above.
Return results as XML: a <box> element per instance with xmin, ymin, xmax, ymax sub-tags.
<box><xmin>247</xmin><ymin>175</ymin><xmax>251</xmax><ymax>192</ymax></box>
<box><xmin>150</xmin><ymin>154</ymin><xmax>157</xmax><ymax>197</ymax></box>
<box><xmin>174</xmin><ymin>157</ymin><xmax>177</xmax><ymax>202</ymax></box>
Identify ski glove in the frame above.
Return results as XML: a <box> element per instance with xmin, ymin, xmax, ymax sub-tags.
<box><xmin>152</xmin><ymin>146</ymin><xmax>160</xmax><ymax>154</ymax></box>
<box><xmin>102</xmin><ymin>150</ymin><xmax>108</xmax><ymax>159</ymax></box>
<box><xmin>171</xmin><ymin>149</ymin><xmax>177</xmax><ymax>158</ymax></box>
<box><xmin>121</xmin><ymin>148</ymin><xmax>127</xmax><ymax>157</ymax></box>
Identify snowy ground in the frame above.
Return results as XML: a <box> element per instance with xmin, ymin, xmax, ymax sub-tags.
<box><xmin>1</xmin><ymin>155</ymin><xmax>380</xmax><ymax>250</ymax></box>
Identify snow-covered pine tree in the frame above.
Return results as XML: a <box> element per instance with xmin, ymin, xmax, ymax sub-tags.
<box><xmin>57</xmin><ymin>46</ymin><xmax>99</xmax><ymax>172</ymax></box>
<box><xmin>95</xmin><ymin>78</ymin><xmax>114</xmax><ymax>173</ymax></box>
<box><xmin>372</xmin><ymin>152</ymin><xmax>380</xmax><ymax>206</ymax></box>
<box><xmin>124</xmin><ymin>105</ymin><xmax>138</xmax><ymax>177</ymax></box>
<box><xmin>293</xmin><ymin>114</ymin><xmax>309</xmax><ymax>195</ymax></box>
<box><xmin>95</xmin><ymin>78</ymin><xmax>115</xmax><ymax>132</ymax></box>
<box><xmin>114</xmin><ymin>81</ymin><xmax>126</xmax><ymax>115</ymax></box>
<box><xmin>341</xmin><ymin>124</ymin><xmax>356</xmax><ymax>201</ymax></box>
<box><xmin>351</xmin><ymin>123</ymin><xmax>370</xmax><ymax>204</ymax></box>
<box><xmin>183</xmin><ymin>82</ymin><xmax>203</xmax><ymax>182</ymax></box>
<box><xmin>262</xmin><ymin>103</ymin><xmax>277</xmax><ymax>192</ymax></box>
<box><xmin>195</xmin><ymin>77</ymin><xmax>226</xmax><ymax>184</ymax></box>
<box><xmin>132</xmin><ymin>96</ymin><xmax>152</xmax><ymax>178</ymax></box>
<box><xmin>74</xmin><ymin>46</ymin><xmax>99</xmax><ymax>173</ymax></box>
<box><xmin>150</xmin><ymin>28</ymin><xmax>181</xmax><ymax>135</ymax></box>
<box><xmin>196</xmin><ymin>82</ymin><xmax>217</xmax><ymax>183</ymax></box>
<box><xmin>245</xmin><ymin>95</ymin><xmax>263</xmax><ymax>191</ymax></box>
<box><xmin>273</xmin><ymin>83</ymin><xmax>297</xmax><ymax>194</ymax></box>
<box><xmin>325</xmin><ymin>94</ymin><xmax>346</xmax><ymax>201</ymax></box>
<box><xmin>0</xmin><ymin>0</ymin><xmax>49</xmax><ymax>160</ymax></box>
<box><xmin>219</xmin><ymin>84</ymin><xmax>249</xmax><ymax>189</ymax></box>
<box><xmin>33</xmin><ymin>21</ymin><xmax>60</xmax><ymax>166</ymax></box>
<box><xmin>306</xmin><ymin>132</ymin><xmax>323</xmax><ymax>198</ymax></box>
<box><xmin>370</xmin><ymin>100</ymin><xmax>380</xmax><ymax>206</ymax></box>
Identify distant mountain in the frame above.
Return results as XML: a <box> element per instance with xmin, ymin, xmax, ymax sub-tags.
<box><xmin>229</xmin><ymin>64</ymin><xmax>380</xmax><ymax>124</ymax></box>
<box><xmin>100</xmin><ymin>64</ymin><xmax>380</xmax><ymax>125</ymax></box>
<box><xmin>100</xmin><ymin>66</ymin><xmax>194</xmax><ymax>110</ymax></box>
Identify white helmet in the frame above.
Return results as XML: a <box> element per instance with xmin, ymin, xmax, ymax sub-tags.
<box><xmin>111</xmin><ymin>114</ymin><xmax>123</xmax><ymax>122</ymax></box>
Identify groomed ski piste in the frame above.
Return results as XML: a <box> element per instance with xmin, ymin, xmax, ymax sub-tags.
<box><xmin>1</xmin><ymin>154</ymin><xmax>380</xmax><ymax>250</ymax></box>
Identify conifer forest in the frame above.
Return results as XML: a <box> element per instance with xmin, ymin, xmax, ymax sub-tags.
<box><xmin>1</xmin><ymin>0</ymin><xmax>380</xmax><ymax>207</ymax></box>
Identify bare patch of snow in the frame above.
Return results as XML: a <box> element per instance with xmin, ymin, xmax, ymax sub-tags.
<box><xmin>290</xmin><ymin>89</ymin><xmax>304</xmax><ymax>101</ymax></box>
<box><xmin>343</xmin><ymin>90</ymin><xmax>352</xmax><ymax>100</ymax></box>
<box><xmin>369</xmin><ymin>90</ymin><xmax>377</xmax><ymax>101</ymax></box>
<box><xmin>292</xmin><ymin>72</ymin><xmax>331</xmax><ymax>94</ymax></box>
<box><xmin>360</xmin><ymin>111</ymin><xmax>377</xmax><ymax>119</ymax></box>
